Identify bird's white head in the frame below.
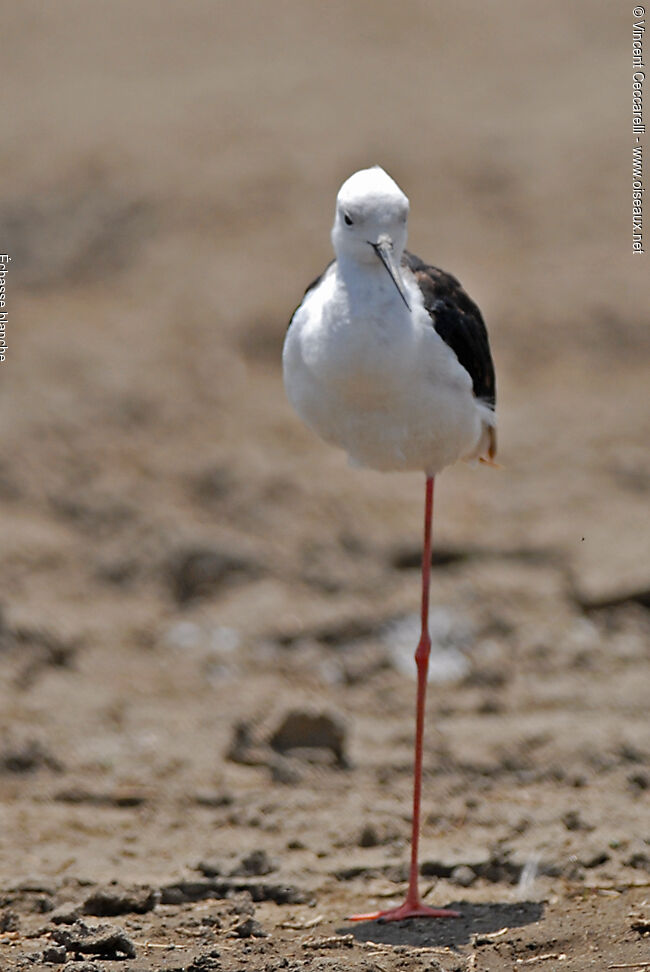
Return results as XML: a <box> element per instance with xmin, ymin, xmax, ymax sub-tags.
<box><xmin>331</xmin><ymin>166</ymin><xmax>411</xmax><ymax>308</ymax></box>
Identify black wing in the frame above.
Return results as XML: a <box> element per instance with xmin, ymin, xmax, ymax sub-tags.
<box><xmin>402</xmin><ymin>250</ymin><xmax>496</xmax><ymax>409</ymax></box>
<box><xmin>287</xmin><ymin>259</ymin><xmax>335</xmax><ymax>332</ymax></box>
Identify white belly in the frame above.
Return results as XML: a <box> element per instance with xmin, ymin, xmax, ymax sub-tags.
<box><xmin>283</xmin><ymin>269</ymin><xmax>492</xmax><ymax>475</ymax></box>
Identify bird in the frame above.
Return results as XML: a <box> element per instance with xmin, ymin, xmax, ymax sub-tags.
<box><xmin>282</xmin><ymin>166</ymin><xmax>497</xmax><ymax>922</ymax></box>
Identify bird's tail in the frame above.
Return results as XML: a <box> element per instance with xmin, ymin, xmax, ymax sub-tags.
<box><xmin>479</xmin><ymin>426</ymin><xmax>500</xmax><ymax>467</ymax></box>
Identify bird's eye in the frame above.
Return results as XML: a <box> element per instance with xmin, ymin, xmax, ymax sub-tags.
<box><xmin>344</xmin><ymin>213</ymin><xmax>353</xmax><ymax>226</ymax></box>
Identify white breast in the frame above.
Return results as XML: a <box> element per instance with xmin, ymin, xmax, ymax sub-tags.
<box><xmin>283</xmin><ymin>264</ymin><xmax>490</xmax><ymax>475</ymax></box>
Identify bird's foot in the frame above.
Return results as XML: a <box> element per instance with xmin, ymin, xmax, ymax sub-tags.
<box><xmin>348</xmin><ymin>899</ymin><xmax>461</xmax><ymax>923</ymax></box>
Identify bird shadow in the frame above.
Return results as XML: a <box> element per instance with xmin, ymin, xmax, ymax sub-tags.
<box><xmin>338</xmin><ymin>900</ymin><xmax>544</xmax><ymax>948</ymax></box>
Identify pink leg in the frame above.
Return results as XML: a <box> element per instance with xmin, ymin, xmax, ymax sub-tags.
<box><xmin>349</xmin><ymin>476</ymin><xmax>460</xmax><ymax>922</ymax></box>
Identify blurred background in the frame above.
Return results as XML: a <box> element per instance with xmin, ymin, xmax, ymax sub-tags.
<box><xmin>0</xmin><ymin>0</ymin><xmax>648</xmax><ymax>963</ymax></box>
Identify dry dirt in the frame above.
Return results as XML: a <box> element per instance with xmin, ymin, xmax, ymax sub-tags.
<box><xmin>1</xmin><ymin>3</ymin><xmax>649</xmax><ymax>971</ymax></box>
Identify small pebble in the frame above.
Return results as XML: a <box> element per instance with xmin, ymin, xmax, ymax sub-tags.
<box><xmin>0</xmin><ymin>909</ymin><xmax>19</xmax><ymax>932</ymax></box>
<box><xmin>83</xmin><ymin>883</ymin><xmax>158</xmax><ymax>916</ymax></box>
<box><xmin>581</xmin><ymin>850</ymin><xmax>610</xmax><ymax>869</ymax></box>
<box><xmin>234</xmin><ymin>848</ymin><xmax>275</xmax><ymax>876</ymax></box>
<box><xmin>269</xmin><ymin>711</ymin><xmax>348</xmax><ymax>768</ymax></box>
<box><xmin>228</xmin><ymin>892</ymin><xmax>255</xmax><ymax>917</ymax></box>
<box><xmin>358</xmin><ymin>823</ymin><xmax>380</xmax><ymax>847</ymax></box>
<box><xmin>49</xmin><ymin>904</ymin><xmax>80</xmax><ymax>925</ymax></box>
<box><xmin>287</xmin><ymin>838</ymin><xmax>306</xmax><ymax>850</ymax></box>
<box><xmin>450</xmin><ymin>865</ymin><xmax>477</xmax><ymax>887</ymax></box>
<box><xmin>270</xmin><ymin>756</ymin><xmax>303</xmax><ymax>785</ymax></box>
<box><xmin>233</xmin><ymin>916</ymin><xmax>267</xmax><ymax>938</ymax></box>
<box><xmin>562</xmin><ymin>809</ymin><xmax>594</xmax><ymax>831</ymax></box>
<box><xmin>62</xmin><ymin>963</ymin><xmax>102</xmax><ymax>972</ymax></box>
<box><xmin>42</xmin><ymin>944</ymin><xmax>67</xmax><ymax>963</ymax></box>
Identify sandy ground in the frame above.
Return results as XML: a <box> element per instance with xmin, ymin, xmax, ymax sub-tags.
<box><xmin>1</xmin><ymin>2</ymin><xmax>649</xmax><ymax>970</ymax></box>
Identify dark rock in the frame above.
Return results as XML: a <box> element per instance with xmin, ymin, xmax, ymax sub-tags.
<box><xmin>480</xmin><ymin>855</ymin><xmax>529</xmax><ymax>885</ymax></box>
<box><xmin>0</xmin><ymin>909</ymin><xmax>19</xmax><ymax>932</ymax></box>
<box><xmin>421</xmin><ymin>852</ymin><xmax>523</xmax><ymax>885</ymax></box>
<box><xmin>581</xmin><ymin>850</ymin><xmax>610</xmax><ymax>869</ymax></box>
<box><xmin>0</xmin><ymin>739</ymin><xmax>62</xmax><ymax>774</ymax></box>
<box><xmin>51</xmin><ymin>920</ymin><xmax>136</xmax><ymax>959</ymax></box>
<box><xmin>420</xmin><ymin>860</ymin><xmax>454</xmax><ymax>879</ymax></box>
<box><xmin>83</xmin><ymin>884</ymin><xmax>158</xmax><ymax>916</ymax></box>
<box><xmin>227</xmin><ymin>714</ymin><xmax>342</xmax><ymax>778</ymax></box>
<box><xmin>200</xmin><ymin>916</ymin><xmax>222</xmax><ymax>928</ymax></box>
<box><xmin>168</xmin><ymin>546</ymin><xmax>257</xmax><ymax>605</ymax></box>
<box><xmin>232</xmin><ymin>849</ymin><xmax>275</xmax><ymax>877</ymax></box>
<box><xmin>358</xmin><ymin>824</ymin><xmax>380</xmax><ymax>848</ymax></box>
<box><xmin>159</xmin><ymin>877</ymin><xmax>310</xmax><ymax>906</ymax></box>
<box><xmin>42</xmin><ymin>944</ymin><xmax>67</xmax><ymax>963</ymax></box>
<box><xmin>334</xmin><ymin>865</ymin><xmax>379</xmax><ymax>881</ymax></box>
<box><xmin>159</xmin><ymin>881</ymin><xmax>213</xmax><ymax>904</ymax></box>
<box><xmin>233</xmin><ymin>916</ymin><xmax>268</xmax><ymax>938</ymax></box>
<box><xmin>477</xmin><ymin>696</ymin><xmax>505</xmax><ymax>714</ymax></box>
<box><xmin>34</xmin><ymin>894</ymin><xmax>55</xmax><ymax>913</ymax></box>
<box><xmin>626</xmin><ymin>852</ymin><xmax>650</xmax><ymax>871</ymax></box>
<box><xmin>49</xmin><ymin>904</ymin><xmax>81</xmax><ymax>925</ymax></box>
<box><xmin>562</xmin><ymin>809</ymin><xmax>594</xmax><ymax>832</ymax></box>
<box><xmin>257</xmin><ymin>884</ymin><xmax>312</xmax><ymax>905</ymax></box>
<box><xmin>269</xmin><ymin>711</ymin><xmax>348</xmax><ymax>768</ymax></box>
<box><xmin>630</xmin><ymin>916</ymin><xmax>650</xmax><ymax>935</ymax></box>
<box><xmin>54</xmin><ymin>787</ymin><xmax>146</xmax><ymax>808</ymax></box>
<box><xmin>197</xmin><ymin>859</ymin><xmax>223</xmax><ymax>877</ymax></box>
<box><xmin>628</xmin><ymin>771</ymin><xmax>649</xmax><ymax>792</ymax></box>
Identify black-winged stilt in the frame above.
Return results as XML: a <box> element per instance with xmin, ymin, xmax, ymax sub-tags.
<box><xmin>283</xmin><ymin>166</ymin><xmax>496</xmax><ymax>922</ymax></box>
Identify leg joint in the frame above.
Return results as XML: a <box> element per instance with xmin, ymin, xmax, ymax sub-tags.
<box><xmin>415</xmin><ymin>636</ymin><xmax>431</xmax><ymax>666</ymax></box>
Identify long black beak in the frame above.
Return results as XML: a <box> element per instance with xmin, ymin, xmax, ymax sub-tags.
<box><xmin>370</xmin><ymin>236</ymin><xmax>410</xmax><ymax>311</ymax></box>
